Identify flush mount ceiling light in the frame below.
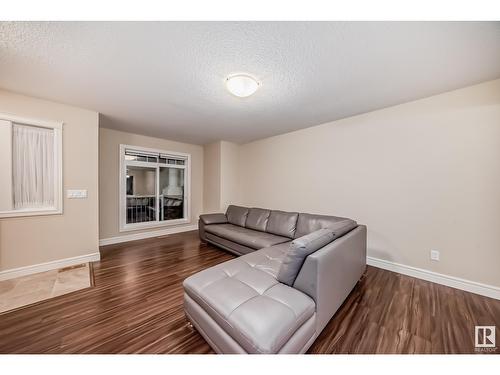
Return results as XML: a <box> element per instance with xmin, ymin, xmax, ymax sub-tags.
<box><xmin>225</xmin><ymin>74</ymin><xmax>260</xmax><ymax>98</ymax></box>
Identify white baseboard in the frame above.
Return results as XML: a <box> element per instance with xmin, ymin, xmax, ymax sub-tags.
<box><xmin>99</xmin><ymin>224</ymin><xmax>199</xmax><ymax>246</ymax></box>
<box><xmin>367</xmin><ymin>256</ymin><xmax>500</xmax><ymax>300</ymax></box>
<box><xmin>0</xmin><ymin>252</ymin><xmax>101</xmax><ymax>281</ymax></box>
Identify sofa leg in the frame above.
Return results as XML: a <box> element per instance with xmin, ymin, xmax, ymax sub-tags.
<box><xmin>185</xmin><ymin>313</ymin><xmax>195</xmax><ymax>330</ymax></box>
<box><xmin>357</xmin><ymin>268</ymin><xmax>368</xmax><ymax>284</ymax></box>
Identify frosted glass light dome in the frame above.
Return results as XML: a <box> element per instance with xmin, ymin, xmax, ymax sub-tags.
<box><xmin>226</xmin><ymin>74</ymin><xmax>260</xmax><ymax>97</ymax></box>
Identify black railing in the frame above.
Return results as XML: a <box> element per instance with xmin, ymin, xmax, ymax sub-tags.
<box><xmin>126</xmin><ymin>195</ymin><xmax>184</xmax><ymax>224</ymax></box>
<box><xmin>126</xmin><ymin>196</ymin><xmax>156</xmax><ymax>224</ymax></box>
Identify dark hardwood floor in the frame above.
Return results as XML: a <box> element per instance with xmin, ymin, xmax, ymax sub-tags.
<box><xmin>0</xmin><ymin>230</ymin><xmax>498</xmax><ymax>354</ymax></box>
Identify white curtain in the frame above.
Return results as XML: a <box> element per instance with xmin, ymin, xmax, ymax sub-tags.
<box><xmin>12</xmin><ymin>124</ymin><xmax>55</xmax><ymax>209</ymax></box>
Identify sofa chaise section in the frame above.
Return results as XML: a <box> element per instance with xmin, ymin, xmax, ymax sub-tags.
<box><xmin>187</xmin><ymin>205</ymin><xmax>367</xmax><ymax>353</ymax></box>
<box><xmin>184</xmin><ymin>244</ymin><xmax>316</xmax><ymax>354</ymax></box>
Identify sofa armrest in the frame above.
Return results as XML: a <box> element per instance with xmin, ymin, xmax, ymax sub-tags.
<box><xmin>200</xmin><ymin>213</ymin><xmax>228</xmax><ymax>225</ymax></box>
<box><xmin>198</xmin><ymin>213</ymin><xmax>228</xmax><ymax>243</ymax></box>
<box><xmin>292</xmin><ymin>225</ymin><xmax>367</xmax><ymax>334</ymax></box>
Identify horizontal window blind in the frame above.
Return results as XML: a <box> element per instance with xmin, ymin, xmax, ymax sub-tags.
<box><xmin>125</xmin><ymin>148</ymin><xmax>187</xmax><ymax>165</ymax></box>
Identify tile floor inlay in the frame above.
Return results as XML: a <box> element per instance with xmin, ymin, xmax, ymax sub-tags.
<box><xmin>0</xmin><ymin>263</ymin><xmax>92</xmax><ymax>313</ymax></box>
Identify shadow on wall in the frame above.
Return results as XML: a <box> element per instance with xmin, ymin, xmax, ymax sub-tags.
<box><xmin>366</xmin><ymin>229</ymin><xmax>398</xmax><ymax>263</ymax></box>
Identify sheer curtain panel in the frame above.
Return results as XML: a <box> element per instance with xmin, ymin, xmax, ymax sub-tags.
<box><xmin>12</xmin><ymin>124</ymin><xmax>55</xmax><ymax>209</ymax></box>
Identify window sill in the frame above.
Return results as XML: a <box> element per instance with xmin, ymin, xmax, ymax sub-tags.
<box><xmin>0</xmin><ymin>207</ymin><xmax>63</xmax><ymax>219</ymax></box>
<box><xmin>119</xmin><ymin>218</ymin><xmax>190</xmax><ymax>232</ymax></box>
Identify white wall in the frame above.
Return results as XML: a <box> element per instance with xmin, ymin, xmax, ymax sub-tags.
<box><xmin>236</xmin><ymin>79</ymin><xmax>500</xmax><ymax>287</ymax></box>
<box><xmin>220</xmin><ymin>141</ymin><xmax>241</xmax><ymax>212</ymax></box>
<box><xmin>99</xmin><ymin>128</ymin><xmax>203</xmax><ymax>240</ymax></box>
<box><xmin>203</xmin><ymin>141</ymin><xmax>221</xmax><ymax>213</ymax></box>
<box><xmin>203</xmin><ymin>140</ymin><xmax>240</xmax><ymax>213</ymax></box>
<box><xmin>0</xmin><ymin>89</ymin><xmax>99</xmax><ymax>272</ymax></box>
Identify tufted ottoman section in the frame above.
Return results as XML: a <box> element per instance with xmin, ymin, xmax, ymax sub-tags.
<box><xmin>183</xmin><ymin>245</ymin><xmax>316</xmax><ymax>354</ymax></box>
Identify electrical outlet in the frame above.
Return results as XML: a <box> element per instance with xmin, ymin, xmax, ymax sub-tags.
<box><xmin>430</xmin><ymin>250</ymin><xmax>440</xmax><ymax>261</ymax></box>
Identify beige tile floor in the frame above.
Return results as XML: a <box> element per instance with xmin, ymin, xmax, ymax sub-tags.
<box><xmin>0</xmin><ymin>263</ymin><xmax>91</xmax><ymax>313</ymax></box>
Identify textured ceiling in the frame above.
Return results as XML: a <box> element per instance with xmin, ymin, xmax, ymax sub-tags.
<box><xmin>1</xmin><ymin>21</ymin><xmax>500</xmax><ymax>144</ymax></box>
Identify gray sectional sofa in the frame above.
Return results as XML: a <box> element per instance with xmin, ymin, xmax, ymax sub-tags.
<box><xmin>183</xmin><ymin>205</ymin><xmax>367</xmax><ymax>354</ymax></box>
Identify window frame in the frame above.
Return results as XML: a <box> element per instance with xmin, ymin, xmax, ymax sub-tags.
<box><xmin>119</xmin><ymin>144</ymin><xmax>191</xmax><ymax>232</ymax></box>
<box><xmin>0</xmin><ymin>113</ymin><xmax>63</xmax><ymax>219</ymax></box>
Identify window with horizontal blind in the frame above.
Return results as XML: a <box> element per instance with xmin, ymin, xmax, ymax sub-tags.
<box><xmin>0</xmin><ymin>114</ymin><xmax>63</xmax><ymax>218</ymax></box>
<box><xmin>119</xmin><ymin>144</ymin><xmax>190</xmax><ymax>231</ymax></box>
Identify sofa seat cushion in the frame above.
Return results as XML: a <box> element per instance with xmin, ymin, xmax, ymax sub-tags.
<box><xmin>205</xmin><ymin>224</ymin><xmax>290</xmax><ymax>250</ymax></box>
<box><xmin>205</xmin><ymin>233</ymin><xmax>255</xmax><ymax>256</ymax></box>
<box><xmin>183</xmin><ymin>252</ymin><xmax>316</xmax><ymax>353</ymax></box>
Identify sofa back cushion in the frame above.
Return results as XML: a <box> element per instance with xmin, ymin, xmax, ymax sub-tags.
<box><xmin>266</xmin><ymin>210</ymin><xmax>299</xmax><ymax>238</ymax></box>
<box><xmin>226</xmin><ymin>205</ymin><xmax>249</xmax><ymax>227</ymax></box>
<box><xmin>295</xmin><ymin>213</ymin><xmax>356</xmax><ymax>238</ymax></box>
<box><xmin>245</xmin><ymin>208</ymin><xmax>271</xmax><ymax>232</ymax></box>
<box><xmin>277</xmin><ymin>228</ymin><xmax>335</xmax><ymax>286</ymax></box>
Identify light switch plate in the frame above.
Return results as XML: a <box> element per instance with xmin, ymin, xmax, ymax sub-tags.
<box><xmin>67</xmin><ymin>189</ymin><xmax>88</xmax><ymax>199</ymax></box>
